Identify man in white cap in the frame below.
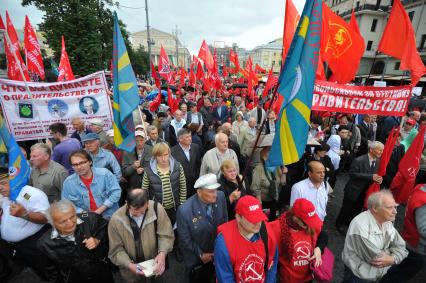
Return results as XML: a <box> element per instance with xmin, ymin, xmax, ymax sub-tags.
<box><xmin>89</xmin><ymin>119</ymin><xmax>108</xmax><ymax>146</ymax></box>
<box><xmin>176</xmin><ymin>174</ymin><xmax>228</xmax><ymax>283</ymax></box>
<box><xmin>122</xmin><ymin>130</ymin><xmax>153</xmax><ymax>189</ymax></box>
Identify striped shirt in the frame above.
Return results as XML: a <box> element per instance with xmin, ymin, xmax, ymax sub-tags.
<box><xmin>142</xmin><ymin>164</ymin><xmax>186</xmax><ymax>209</ymax></box>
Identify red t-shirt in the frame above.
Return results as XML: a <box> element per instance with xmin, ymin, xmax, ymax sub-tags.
<box><xmin>80</xmin><ymin>175</ymin><xmax>97</xmax><ymax>211</ymax></box>
<box><xmin>269</xmin><ymin>220</ymin><xmax>316</xmax><ymax>283</ymax></box>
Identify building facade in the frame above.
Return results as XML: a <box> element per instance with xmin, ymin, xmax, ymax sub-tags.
<box><xmin>325</xmin><ymin>0</ymin><xmax>426</xmax><ymax>85</ymax></box>
<box><xmin>130</xmin><ymin>28</ymin><xmax>190</xmax><ymax>68</ymax></box>
<box><xmin>251</xmin><ymin>39</ymin><xmax>283</xmax><ymax>73</ymax></box>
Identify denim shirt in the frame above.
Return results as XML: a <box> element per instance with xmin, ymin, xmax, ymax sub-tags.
<box><xmin>89</xmin><ymin>148</ymin><xmax>122</xmax><ymax>182</ymax></box>
<box><xmin>61</xmin><ymin>167</ymin><xmax>121</xmax><ymax>219</ymax></box>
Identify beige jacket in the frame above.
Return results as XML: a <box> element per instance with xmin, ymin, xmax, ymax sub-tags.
<box><xmin>108</xmin><ymin>201</ymin><xmax>174</xmax><ymax>282</ymax></box>
<box><xmin>251</xmin><ymin>163</ymin><xmax>286</xmax><ymax>202</ymax></box>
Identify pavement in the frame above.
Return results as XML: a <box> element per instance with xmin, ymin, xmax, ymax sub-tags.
<box><xmin>4</xmin><ymin>173</ymin><xmax>426</xmax><ymax>283</ymax></box>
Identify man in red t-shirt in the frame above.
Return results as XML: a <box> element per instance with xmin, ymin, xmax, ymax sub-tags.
<box><xmin>214</xmin><ymin>195</ymin><xmax>278</xmax><ymax>283</ymax></box>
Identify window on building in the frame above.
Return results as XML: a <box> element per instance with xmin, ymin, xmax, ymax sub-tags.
<box><xmin>371</xmin><ymin>19</ymin><xmax>378</xmax><ymax>32</ymax></box>
<box><xmin>420</xmin><ymin>34</ymin><xmax>426</xmax><ymax>51</ymax></box>
<box><xmin>408</xmin><ymin>11</ymin><xmax>415</xmax><ymax>22</ymax></box>
<box><xmin>366</xmin><ymin>41</ymin><xmax>373</xmax><ymax>51</ymax></box>
<box><xmin>356</xmin><ymin>1</ymin><xmax>360</xmax><ymax>10</ymax></box>
<box><xmin>394</xmin><ymin>61</ymin><xmax>400</xmax><ymax>70</ymax></box>
<box><xmin>375</xmin><ymin>0</ymin><xmax>381</xmax><ymax>10</ymax></box>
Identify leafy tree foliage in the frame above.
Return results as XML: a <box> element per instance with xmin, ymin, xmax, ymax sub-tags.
<box><xmin>22</xmin><ymin>0</ymin><xmax>137</xmax><ymax>76</ymax></box>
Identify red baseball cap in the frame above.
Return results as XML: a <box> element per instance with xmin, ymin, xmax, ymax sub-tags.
<box><xmin>292</xmin><ymin>198</ymin><xmax>323</xmax><ymax>232</ymax></box>
<box><xmin>405</xmin><ymin>118</ymin><xmax>416</xmax><ymax>125</ymax></box>
<box><xmin>235</xmin><ymin>195</ymin><xmax>267</xmax><ymax>224</ymax></box>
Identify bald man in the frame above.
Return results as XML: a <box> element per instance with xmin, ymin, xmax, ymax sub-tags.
<box><xmin>290</xmin><ymin>161</ymin><xmax>328</xmax><ymax>221</ymax></box>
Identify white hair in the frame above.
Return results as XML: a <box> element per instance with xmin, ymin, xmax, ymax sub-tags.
<box><xmin>368</xmin><ymin>141</ymin><xmax>384</xmax><ymax>150</ymax></box>
<box><xmin>367</xmin><ymin>190</ymin><xmax>393</xmax><ymax>210</ymax></box>
<box><xmin>46</xmin><ymin>200</ymin><xmax>76</xmax><ymax>225</ymax></box>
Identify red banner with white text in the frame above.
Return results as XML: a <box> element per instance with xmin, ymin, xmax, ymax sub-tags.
<box><xmin>312</xmin><ymin>80</ymin><xmax>411</xmax><ymax>116</ymax></box>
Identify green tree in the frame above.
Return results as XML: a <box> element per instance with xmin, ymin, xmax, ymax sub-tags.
<box><xmin>130</xmin><ymin>45</ymin><xmax>149</xmax><ymax>76</ymax></box>
<box><xmin>22</xmin><ymin>0</ymin><xmax>135</xmax><ymax>77</ymax></box>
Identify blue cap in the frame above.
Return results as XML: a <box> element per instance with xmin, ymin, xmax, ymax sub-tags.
<box><xmin>81</xmin><ymin>133</ymin><xmax>99</xmax><ymax>142</ymax></box>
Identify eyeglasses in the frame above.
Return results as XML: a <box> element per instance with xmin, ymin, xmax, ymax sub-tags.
<box><xmin>71</xmin><ymin>160</ymin><xmax>89</xmax><ymax>168</ymax></box>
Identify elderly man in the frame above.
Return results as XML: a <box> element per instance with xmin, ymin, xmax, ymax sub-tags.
<box><xmin>108</xmin><ymin>188</ymin><xmax>174</xmax><ymax>283</ymax></box>
<box><xmin>342</xmin><ymin>190</ymin><xmax>408</xmax><ymax>282</ymax></box>
<box><xmin>29</xmin><ymin>143</ymin><xmax>69</xmax><ymax>203</ymax></box>
<box><xmin>0</xmin><ymin>167</ymin><xmax>50</xmax><ymax>279</ymax></box>
<box><xmin>49</xmin><ymin>122</ymin><xmax>82</xmax><ymax>173</ymax></box>
<box><xmin>200</xmin><ymin>133</ymin><xmax>239</xmax><ymax>177</ymax></box>
<box><xmin>82</xmin><ymin>132</ymin><xmax>122</xmax><ymax>182</ymax></box>
<box><xmin>39</xmin><ymin>200</ymin><xmax>113</xmax><ymax>283</ymax></box>
<box><xmin>380</xmin><ymin>185</ymin><xmax>426</xmax><ymax>282</ymax></box>
<box><xmin>168</xmin><ymin>109</ymin><xmax>186</xmax><ymax>147</ymax></box>
<box><xmin>239</xmin><ymin>117</ymin><xmax>257</xmax><ymax>157</ymax></box>
<box><xmin>336</xmin><ymin>141</ymin><xmax>384</xmax><ymax>234</ymax></box>
<box><xmin>290</xmin><ymin>161</ymin><xmax>328</xmax><ymax>221</ymax></box>
<box><xmin>88</xmin><ymin>118</ymin><xmax>108</xmax><ymax>146</ymax></box>
<box><xmin>62</xmin><ymin>150</ymin><xmax>121</xmax><ymax>219</ymax></box>
<box><xmin>177</xmin><ymin>174</ymin><xmax>228</xmax><ymax>282</ymax></box>
<box><xmin>122</xmin><ymin>130</ymin><xmax>153</xmax><ymax>189</ymax></box>
<box><xmin>171</xmin><ymin>128</ymin><xmax>202</xmax><ymax>197</ymax></box>
<box><xmin>146</xmin><ymin>125</ymin><xmax>166</xmax><ymax>147</ymax></box>
<box><xmin>71</xmin><ymin>116</ymin><xmax>91</xmax><ymax>145</ymax></box>
<box><xmin>214</xmin><ymin>195</ymin><xmax>278</xmax><ymax>282</ymax></box>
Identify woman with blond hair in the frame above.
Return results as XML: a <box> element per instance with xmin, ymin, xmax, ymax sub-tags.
<box><xmin>142</xmin><ymin>142</ymin><xmax>186</xmax><ymax>224</ymax></box>
<box><xmin>218</xmin><ymin>159</ymin><xmax>249</xmax><ymax>219</ymax></box>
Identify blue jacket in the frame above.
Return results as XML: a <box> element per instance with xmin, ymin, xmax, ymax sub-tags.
<box><xmin>62</xmin><ymin>167</ymin><xmax>121</xmax><ymax>219</ymax></box>
<box><xmin>88</xmin><ymin>148</ymin><xmax>122</xmax><ymax>182</ymax></box>
<box><xmin>176</xmin><ymin>191</ymin><xmax>228</xmax><ymax>269</ymax></box>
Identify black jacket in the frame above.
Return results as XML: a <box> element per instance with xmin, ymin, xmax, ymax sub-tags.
<box><xmin>218</xmin><ymin>175</ymin><xmax>249</xmax><ymax>219</ymax></box>
<box><xmin>38</xmin><ymin>212</ymin><xmax>112</xmax><ymax>283</ymax></box>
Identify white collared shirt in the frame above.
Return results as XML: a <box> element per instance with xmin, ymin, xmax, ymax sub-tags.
<box><xmin>290</xmin><ymin>178</ymin><xmax>328</xmax><ymax>221</ymax></box>
<box><xmin>179</xmin><ymin>143</ymin><xmax>191</xmax><ymax>161</ymax></box>
<box><xmin>1</xmin><ymin>185</ymin><xmax>49</xmax><ymax>242</ymax></box>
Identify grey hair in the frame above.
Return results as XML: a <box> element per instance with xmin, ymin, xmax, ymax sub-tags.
<box><xmin>367</xmin><ymin>190</ymin><xmax>393</xmax><ymax>210</ymax></box>
<box><xmin>46</xmin><ymin>199</ymin><xmax>76</xmax><ymax>225</ymax></box>
<box><xmin>30</xmin><ymin>143</ymin><xmax>52</xmax><ymax>158</ymax></box>
<box><xmin>146</xmin><ymin>125</ymin><xmax>157</xmax><ymax>134</ymax></box>
<box><xmin>177</xmin><ymin>128</ymin><xmax>191</xmax><ymax>138</ymax></box>
<box><xmin>215</xmin><ymin>132</ymin><xmax>228</xmax><ymax>145</ymax></box>
<box><xmin>368</xmin><ymin>141</ymin><xmax>384</xmax><ymax>150</ymax></box>
<box><xmin>71</xmin><ymin>116</ymin><xmax>84</xmax><ymax>123</ymax></box>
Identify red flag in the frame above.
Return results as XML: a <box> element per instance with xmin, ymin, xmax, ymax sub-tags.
<box><xmin>378</xmin><ymin>0</ymin><xmax>425</xmax><ymax>86</ymax></box>
<box><xmin>5</xmin><ymin>12</ymin><xmax>30</xmax><ymax>81</ymax></box>
<box><xmin>149</xmin><ymin>91</ymin><xmax>162</xmax><ymax>112</ymax></box>
<box><xmin>158</xmin><ymin>46</ymin><xmax>173</xmax><ymax>84</ymax></box>
<box><xmin>222</xmin><ymin>65</ymin><xmax>228</xmax><ymax>77</ymax></box>
<box><xmin>364</xmin><ymin>127</ymin><xmax>400</xmax><ymax>208</ymax></box>
<box><xmin>197</xmin><ymin>40</ymin><xmax>214</xmax><ymax>71</ymax></box>
<box><xmin>316</xmin><ymin>53</ymin><xmax>326</xmax><ymax>80</ymax></box>
<box><xmin>255</xmin><ymin>64</ymin><xmax>266</xmax><ymax>74</ymax></box>
<box><xmin>196</xmin><ymin>60</ymin><xmax>204</xmax><ymax>81</ymax></box>
<box><xmin>282</xmin><ymin>0</ymin><xmax>300</xmax><ymax>59</ymax></box>
<box><xmin>0</xmin><ymin>14</ymin><xmax>5</xmax><ymax>30</ymax></box>
<box><xmin>321</xmin><ymin>4</ymin><xmax>365</xmax><ymax>84</ymax></box>
<box><xmin>24</xmin><ymin>16</ymin><xmax>45</xmax><ymax>80</ymax></box>
<box><xmin>150</xmin><ymin>60</ymin><xmax>161</xmax><ymax>89</ymax></box>
<box><xmin>188</xmin><ymin>58</ymin><xmax>196</xmax><ymax>87</ymax></box>
<box><xmin>167</xmin><ymin>87</ymin><xmax>178</xmax><ymax>113</ymax></box>
<box><xmin>57</xmin><ymin>36</ymin><xmax>75</xmax><ymax>81</ymax></box>
<box><xmin>390</xmin><ymin>125</ymin><xmax>426</xmax><ymax>204</ymax></box>
<box><xmin>229</xmin><ymin>48</ymin><xmax>240</xmax><ymax>72</ymax></box>
<box><xmin>179</xmin><ymin>67</ymin><xmax>187</xmax><ymax>88</ymax></box>
<box><xmin>262</xmin><ymin>68</ymin><xmax>278</xmax><ymax>98</ymax></box>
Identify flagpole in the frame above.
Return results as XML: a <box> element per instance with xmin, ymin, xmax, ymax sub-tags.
<box><xmin>366</xmin><ymin>51</ymin><xmax>379</xmax><ymax>84</ymax></box>
<box><xmin>1</xmin><ymin>29</ymin><xmax>49</xmax><ymax>140</ymax></box>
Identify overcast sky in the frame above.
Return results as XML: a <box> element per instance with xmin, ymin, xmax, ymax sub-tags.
<box><xmin>2</xmin><ymin>0</ymin><xmax>305</xmax><ymax>54</ymax></box>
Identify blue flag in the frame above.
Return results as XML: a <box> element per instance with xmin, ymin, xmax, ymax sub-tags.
<box><xmin>0</xmin><ymin>115</ymin><xmax>30</xmax><ymax>201</ymax></box>
<box><xmin>112</xmin><ymin>12</ymin><xmax>139</xmax><ymax>152</ymax></box>
<box><xmin>266</xmin><ymin>0</ymin><xmax>322</xmax><ymax>166</ymax></box>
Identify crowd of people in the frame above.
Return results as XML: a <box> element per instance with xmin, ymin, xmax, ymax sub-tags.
<box><xmin>0</xmin><ymin>80</ymin><xmax>425</xmax><ymax>283</ymax></box>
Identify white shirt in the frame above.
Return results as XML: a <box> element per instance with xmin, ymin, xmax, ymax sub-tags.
<box><xmin>1</xmin><ymin>185</ymin><xmax>49</xmax><ymax>242</ymax></box>
<box><xmin>290</xmin><ymin>178</ymin><xmax>328</xmax><ymax>221</ymax></box>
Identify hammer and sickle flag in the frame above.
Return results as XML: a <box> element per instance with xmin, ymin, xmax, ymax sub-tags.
<box><xmin>321</xmin><ymin>3</ymin><xmax>365</xmax><ymax>84</ymax></box>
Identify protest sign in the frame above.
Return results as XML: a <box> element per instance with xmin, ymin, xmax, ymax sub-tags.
<box><xmin>312</xmin><ymin>80</ymin><xmax>411</xmax><ymax>116</ymax></box>
<box><xmin>0</xmin><ymin>71</ymin><xmax>113</xmax><ymax>141</ymax></box>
